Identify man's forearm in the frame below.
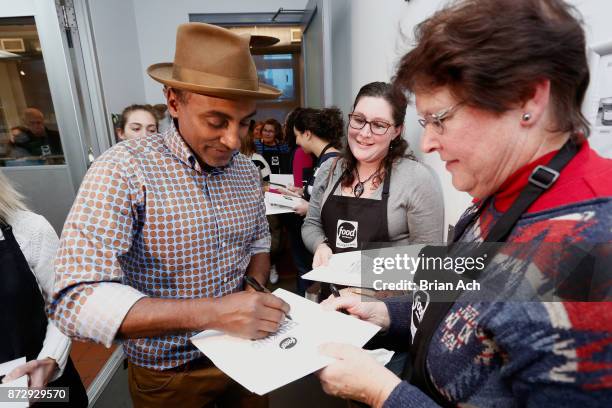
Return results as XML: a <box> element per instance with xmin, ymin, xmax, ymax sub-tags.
<box><xmin>117</xmin><ymin>297</ymin><xmax>217</xmax><ymax>339</ymax></box>
<box><xmin>247</xmin><ymin>252</ymin><xmax>271</xmax><ymax>286</ymax></box>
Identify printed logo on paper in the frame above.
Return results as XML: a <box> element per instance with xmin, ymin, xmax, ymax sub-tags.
<box><xmin>279</xmin><ymin>337</ymin><xmax>298</xmax><ymax>350</ymax></box>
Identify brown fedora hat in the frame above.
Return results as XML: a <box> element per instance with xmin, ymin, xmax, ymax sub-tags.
<box><xmin>148</xmin><ymin>23</ymin><xmax>281</xmax><ymax>99</ymax></box>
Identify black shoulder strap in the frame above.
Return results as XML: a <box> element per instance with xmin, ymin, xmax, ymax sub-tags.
<box><xmin>382</xmin><ymin>167</ymin><xmax>392</xmax><ymax>197</ymax></box>
<box><xmin>407</xmin><ymin>139</ymin><xmax>579</xmax><ymax>405</ymax></box>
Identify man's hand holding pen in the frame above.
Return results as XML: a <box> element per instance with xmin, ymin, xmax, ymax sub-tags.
<box><xmin>209</xmin><ymin>279</ymin><xmax>291</xmax><ymax>339</ymax></box>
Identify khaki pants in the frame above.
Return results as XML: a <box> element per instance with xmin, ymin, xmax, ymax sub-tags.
<box><xmin>128</xmin><ymin>359</ymin><xmax>268</xmax><ymax>408</ymax></box>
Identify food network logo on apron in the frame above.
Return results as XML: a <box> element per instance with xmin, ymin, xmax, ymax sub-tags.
<box><xmin>271</xmin><ymin>156</ymin><xmax>280</xmax><ymax>166</ymax></box>
<box><xmin>410</xmin><ymin>290</ymin><xmax>430</xmax><ymax>342</ymax></box>
<box><xmin>336</xmin><ymin>220</ymin><xmax>358</xmax><ymax>249</ymax></box>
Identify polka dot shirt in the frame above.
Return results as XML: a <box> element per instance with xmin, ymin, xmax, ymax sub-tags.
<box><xmin>50</xmin><ymin>126</ymin><xmax>270</xmax><ymax>370</ymax></box>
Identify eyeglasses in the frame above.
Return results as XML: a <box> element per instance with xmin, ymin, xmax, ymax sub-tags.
<box><xmin>417</xmin><ymin>103</ymin><xmax>463</xmax><ymax>135</ymax></box>
<box><xmin>348</xmin><ymin>114</ymin><xmax>395</xmax><ymax>136</ymax></box>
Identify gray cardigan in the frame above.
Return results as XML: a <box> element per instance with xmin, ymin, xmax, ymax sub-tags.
<box><xmin>301</xmin><ymin>157</ymin><xmax>445</xmax><ymax>252</ymax></box>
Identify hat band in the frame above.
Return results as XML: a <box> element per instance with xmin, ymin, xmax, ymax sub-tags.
<box><xmin>172</xmin><ymin>64</ymin><xmax>259</xmax><ymax>91</ymax></box>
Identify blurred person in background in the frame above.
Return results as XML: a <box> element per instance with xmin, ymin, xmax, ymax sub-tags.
<box><xmin>257</xmin><ymin>118</ymin><xmax>290</xmax><ymax>174</ymax></box>
<box><xmin>241</xmin><ymin>120</ymin><xmax>271</xmax><ymax>182</ymax></box>
<box><xmin>0</xmin><ymin>172</ymin><xmax>87</xmax><ymax>407</ymax></box>
<box><xmin>21</xmin><ymin>108</ymin><xmax>63</xmax><ymax>157</ymax></box>
<box><xmin>115</xmin><ymin>104</ymin><xmax>159</xmax><ymax>141</ymax></box>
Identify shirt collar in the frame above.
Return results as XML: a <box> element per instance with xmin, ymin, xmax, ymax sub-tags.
<box><xmin>489</xmin><ymin>140</ymin><xmax>589</xmax><ymax>212</ymax></box>
<box><xmin>162</xmin><ymin>121</ymin><xmax>237</xmax><ymax>175</ymax></box>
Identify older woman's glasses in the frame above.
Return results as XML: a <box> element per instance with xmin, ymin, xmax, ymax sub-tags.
<box><xmin>417</xmin><ymin>103</ymin><xmax>463</xmax><ymax>135</ymax></box>
<box><xmin>348</xmin><ymin>114</ymin><xmax>395</xmax><ymax>136</ymax></box>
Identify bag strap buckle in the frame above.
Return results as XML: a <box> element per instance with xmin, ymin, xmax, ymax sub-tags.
<box><xmin>528</xmin><ymin>165</ymin><xmax>560</xmax><ymax>189</ymax></box>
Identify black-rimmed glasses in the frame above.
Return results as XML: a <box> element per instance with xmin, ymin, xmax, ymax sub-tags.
<box><xmin>417</xmin><ymin>103</ymin><xmax>463</xmax><ymax>135</ymax></box>
<box><xmin>348</xmin><ymin>114</ymin><xmax>395</xmax><ymax>136</ymax></box>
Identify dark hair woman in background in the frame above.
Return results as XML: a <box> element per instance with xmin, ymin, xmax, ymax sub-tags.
<box><xmin>115</xmin><ymin>104</ymin><xmax>159</xmax><ymax>141</ymax></box>
<box><xmin>283</xmin><ymin>107</ymin><xmax>345</xmax><ymax>296</ymax></box>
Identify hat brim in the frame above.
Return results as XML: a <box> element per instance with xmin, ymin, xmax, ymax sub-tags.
<box><xmin>147</xmin><ymin>63</ymin><xmax>282</xmax><ymax>100</ymax></box>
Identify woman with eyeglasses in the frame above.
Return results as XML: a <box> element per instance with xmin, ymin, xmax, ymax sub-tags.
<box><xmin>302</xmin><ymin>81</ymin><xmax>444</xmax><ymax>276</ymax></box>
<box><xmin>316</xmin><ymin>1</ymin><xmax>612</xmax><ymax>407</ymax></box>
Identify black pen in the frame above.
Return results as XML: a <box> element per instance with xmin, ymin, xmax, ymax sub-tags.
<box><xmin>243</xmin><ymin>276</ymin><xmax>292</xmax><ymax>320</ymax></box>
<box><xmin>330</xmin><ymin>284</ymin><xmax>349</xmax><ymax>314</ymax></box>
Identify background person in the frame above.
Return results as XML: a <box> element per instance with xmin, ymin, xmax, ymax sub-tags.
<box><xmin>316</xmin><ymin>0</ymin><xmax>612</xmax><ymax>406</ymax></box>
<box><xmin>115</xmin><ymin>104</ymin><xmax>159</xmax><ymax>141</ymax></box>
<box><xmin>284</xmin><ymin>107</ymin><xmax>344</xmax><ymax>296</ymax></box>
<box><xmin>0</xmin><ymin>172</ymin><xmax>87</xmax><ymax>407</ymax></box>
<box><xmin>21</xmin><ymin>107</ymin><xmax>63</xmax><ymax>157</ymax></box>
<box><xmin>257</xmin><ymin>118</ymin><xmax>290</xmax><ymax>174</ymax></box>
<box><xmin>241</xmin><ymin>120</ymin><xmax>271</xmax><ymax>182</ymax></box>
<box><xmin>6</xmin><ymin>126</ymin><xmax>32</xmax><ymax>158</ymax></box>
<box><xmin>253</xmin><ymin>121</ymin><xmax>264</xmax><ymax>141</ymax></box>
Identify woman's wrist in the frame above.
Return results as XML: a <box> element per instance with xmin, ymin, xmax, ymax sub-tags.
<box><xmin>317</xmin><ymin>237</ymin><xmax>329</xmax><ymax>248</ymax></box>
<box><xmin>370</xmin><ymin>375</ymin><xmax>401</xmax><ymax>408</ymax></box>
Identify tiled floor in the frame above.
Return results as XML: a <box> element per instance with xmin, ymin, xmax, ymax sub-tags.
<box><xmin>71</xmin><ymin>341</ymin><xmax>117</xmax><ymax>389</ymax></box>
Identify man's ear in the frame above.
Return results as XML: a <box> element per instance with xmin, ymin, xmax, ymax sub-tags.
<box><xmin>166</xmin><ymin>88</ymin><xmax>181</xmax><ymax>119</ymax></box>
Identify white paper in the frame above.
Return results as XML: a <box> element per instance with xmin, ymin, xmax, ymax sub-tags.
<box><xmin>191</xmin><ymin>289</ymin><xmax>381</xmax><ymax>395</ymax></box>
<box><xmin>366</xmin><ymin>348</ymin><xmax>395</xmax><ymax>367</ymax></box>
<box><xmin>301</xmin><ymin>251</ymin><xmax>372</xmax><ymax>288</ymax></box>
<box><xmin>0</xmin><ymin>357</ymin><xmax>29</xmax><ymax>408</ymax></box>
<box><xmin>264</xmin><ymin>192</ymin><xmax>297</xmax><ymax>215</ymax></box>
<box><xmin>269</xmin><ymin>174</ymin><xmax>294</xmax><ymax>187</ymax></box>
<box><xmin>265</xmin><ymin>192</ymin><xmax>301</xmax><ymax>208</ymax></box>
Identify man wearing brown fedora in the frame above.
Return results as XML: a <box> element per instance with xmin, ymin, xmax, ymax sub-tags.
<box><xmin>51</xmin><ymin>23</ymin><xmax>289</xmax><ymax>407</ymax></box>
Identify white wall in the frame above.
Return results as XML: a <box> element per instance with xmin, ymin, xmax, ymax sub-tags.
<box><xmin>87</xmin><ymin>0</ymin><xmax>146</xmax><ymax>115</ymax></box>
<box><xmin>131</xmin><ymin>0</ymin><xmax>308</xmax><ymax>104</ymax></box>
<box><xmin>334</xmin><ymin>0</ymin><xmax>612</xmax><ymax>236</ymax></box>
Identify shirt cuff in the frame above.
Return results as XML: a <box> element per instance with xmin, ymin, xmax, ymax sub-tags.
<box><xmin>383</xmin><ymin>381</ymin><xmax>439</xmax><ymax>408</ymax></box>
<box><xmin>36</xmin><ymin>322</ymin><xmax>71</xmax><ymax>381</ymax></box>
<box><xmin>383</xmin><ymin>296</ymin><xmax>413</xmax><ymax>341</ymax></box>
<box><xmin>75</xmin><ymin>283</ymin><xmax>147</xmax><ymax>347</ymax></box>
<box><xmin>250</xmin><ymin>236</ymin><xmax>271</xmax><ymax>255</ymax></box>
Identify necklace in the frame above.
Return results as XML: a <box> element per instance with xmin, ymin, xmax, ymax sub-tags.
<box><xmin>353</xmin><ymin>168</ymin><xmax>380</xmax><ymax>198</ymax></box>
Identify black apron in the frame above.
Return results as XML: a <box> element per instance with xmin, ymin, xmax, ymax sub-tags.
<box><xmin>319</xmin><ymin>168</ymin><xmax>392</xmax><ymax>299</ymax></box>
<box><xmin>261</xmin><ymin>143</ymin><xmax>287</xmax><ymax>174</ymax></box>
<box><xmin>405</xmin><ymin>140</ymin><xmax>579</xmax><ymax>407</ymax></box>
<box><xmin>321</xmin><ymin>167</ymin><xmax>392</xmax><ymax>254</ymax></box>
<box><xmin>0</xmin><ymin>219</ymin><xmax>88</xmax><ymax>407</ymax></box>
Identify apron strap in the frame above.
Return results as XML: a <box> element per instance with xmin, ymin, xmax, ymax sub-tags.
<box><xmin>382</xmin><ymin>166</ymin><xmax>392</xmax><ymax>197</ymax></box>
<box><xmin>407</xmin><ymin>138</ymin><xmax>580</xmax><ymax>405</ymax></box>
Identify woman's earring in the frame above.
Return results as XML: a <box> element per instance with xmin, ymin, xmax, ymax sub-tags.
<box><xmin>522</xmin><ymin>113</ymin><xmax>532</xmax><ymax>122</ymax></box>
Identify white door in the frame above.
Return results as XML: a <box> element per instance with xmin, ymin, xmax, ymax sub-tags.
<box><xmin>0</xmin><ymin>0</ymin><xmax>94</xmax><ymax>234</ymax></box>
